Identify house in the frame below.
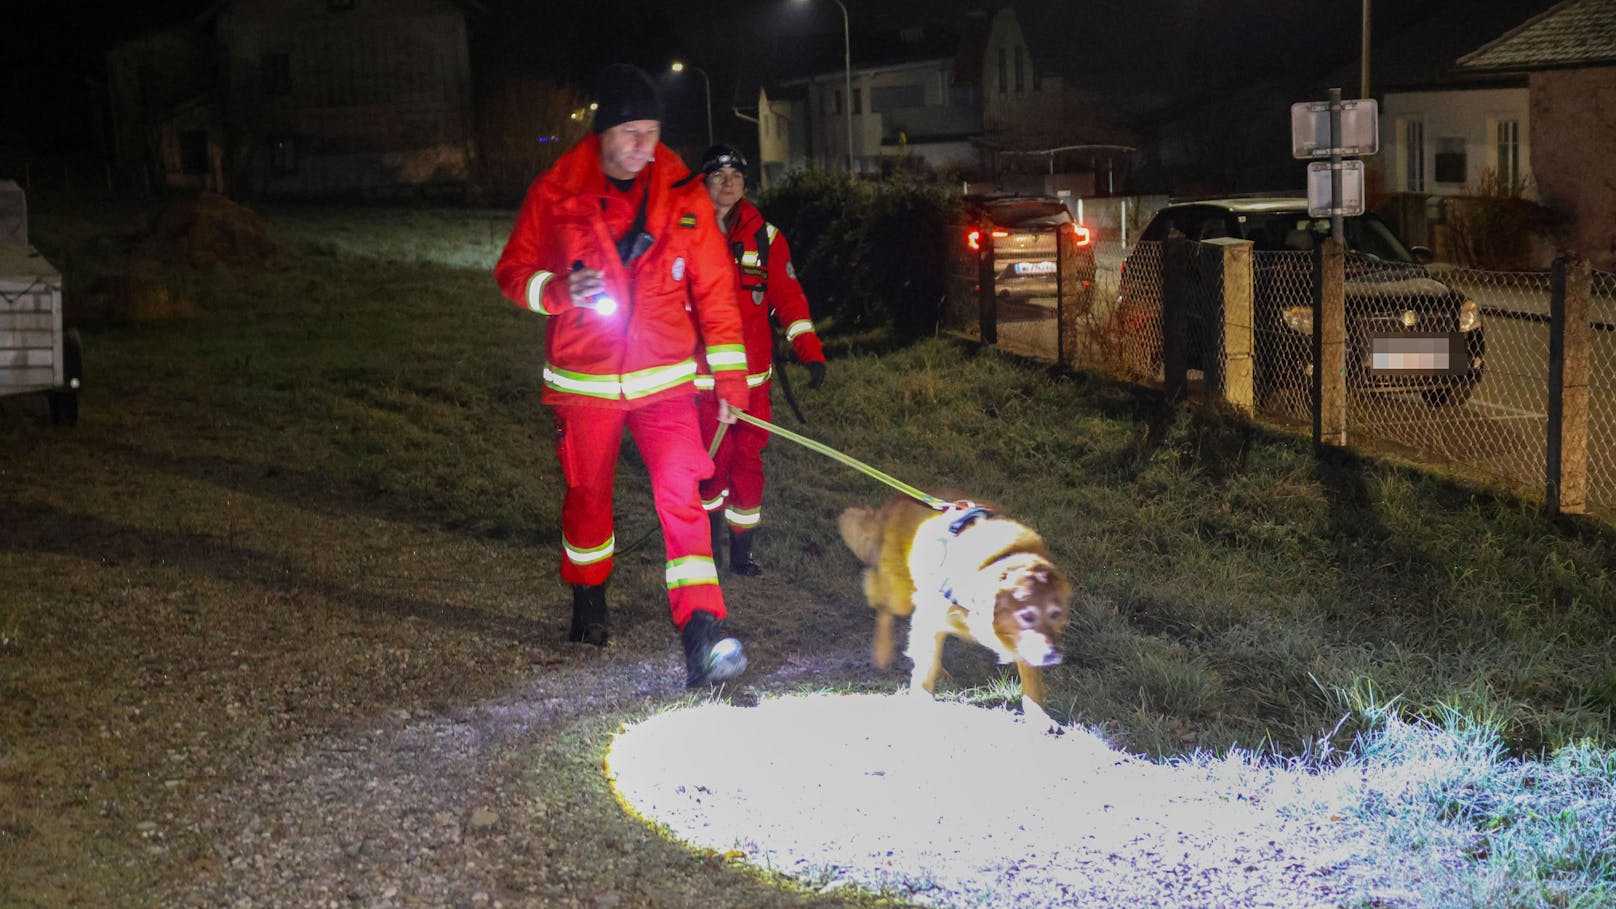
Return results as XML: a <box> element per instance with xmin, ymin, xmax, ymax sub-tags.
<box><xmin>756</xmin><ymin>23</ymin><xmax>980</xmax><ymax>184</ymax></box>
<box><xmin>1455</xmin><ymin>0</ymin><xmax>1616</xmax><ymax>268</ymax></box>
<box><xmin>107</xmin><ymin>0</ymin><xmax>481</xmax><ymax>200</ymax></box>
<box><xmin>754</xmin><ymin>6</ymin><xmax>1135</xmax><ymax>195</ymax></box>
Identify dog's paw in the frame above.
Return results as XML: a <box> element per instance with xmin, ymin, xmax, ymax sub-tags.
<box><xmin>1020</xmin><ymin>697</ymin><xmax>1063</xmax><ymax>736</ymax></box>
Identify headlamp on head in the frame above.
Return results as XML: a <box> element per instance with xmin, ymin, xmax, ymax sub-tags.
<box><xmin>700</xmin><ymin>143</ymin><xmax>748</xmax><ymax>178</ymax></box>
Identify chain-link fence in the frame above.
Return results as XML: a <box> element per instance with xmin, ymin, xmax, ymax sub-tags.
<box><xmin>945</xmin><ymin>233</ymin><xmax>1616</xmax><ymax>521</ymax></box>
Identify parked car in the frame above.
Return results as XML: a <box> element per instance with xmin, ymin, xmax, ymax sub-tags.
<box><xmin>960</xmin><ymin>194</ymin><xmax>1096</xmax><ymax>315</ymax></box>
<box><xmin>1113</xmin><ymin>197</ymin><xmax>1485</xmax><ymax>406</ymax></box>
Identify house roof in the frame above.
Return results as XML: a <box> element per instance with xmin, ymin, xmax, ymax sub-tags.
<box><xmin>1459</xmin><ymin>0</ymin><xmax>1616</xmax><ymax>70</ymax></box>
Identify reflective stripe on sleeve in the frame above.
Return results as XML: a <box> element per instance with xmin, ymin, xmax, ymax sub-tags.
<box><xmin>665</xmin><ymin>555</ymin><xmax>720</xmax><ymax>590</ymax></box>
<box><xmin>785</xmin><ymin>319</ymin><xmax>816</xmax><ymax>341</ymax></box>
<box><xmin>705</xmin><ymin>344</ymin><xmax>748</xmax><ymax>371</ymax></box>
<box><xmin>525</xmin><ymin>271</ymin><xmax>557</xmax><ymax>313</ymax></box>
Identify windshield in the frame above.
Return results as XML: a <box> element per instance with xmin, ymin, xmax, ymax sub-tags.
<box><xmin>986</xmin><ymin>201</ymin><xmax>1071</xmax><ymax>226</ymax></box>
<box><xmin>1237</xmin><ymin>211</ymin><xmax>1416</xmax><ymax>264</ymax></box>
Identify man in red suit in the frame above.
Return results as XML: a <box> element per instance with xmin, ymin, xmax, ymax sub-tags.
<box><xmin>493</xmin><ymin>65</ymin><xmax>749</xmax><ymax>687</ymax></box>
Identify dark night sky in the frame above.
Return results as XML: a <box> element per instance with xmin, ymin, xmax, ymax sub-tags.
<box><xmin>0</xmin><ymin>0</ymin><xmax>1562</xmax><ymax>156</ymax></box>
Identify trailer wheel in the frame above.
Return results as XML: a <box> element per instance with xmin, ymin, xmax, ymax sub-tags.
<box><xmin>48</xmin><ymin>330</ymin><xmax>82</xmax><ymax>427</ymax></box>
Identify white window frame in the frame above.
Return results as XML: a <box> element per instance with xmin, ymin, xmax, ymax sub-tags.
<box><xmin>1398</xmin><ymin>118</ymin><xmax>1425</xmax><ymax>192</ymax></box>
<box><xmin>1489</xmin><ymin>116</ymin><xmax>1522</xmax><ymax>192</ymax></box>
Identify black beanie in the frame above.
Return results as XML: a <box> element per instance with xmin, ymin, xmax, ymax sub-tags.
<box><xmin>592</xmin><ymin>64</ymin><xmax>664</xmax><ymax>133</ymax></box>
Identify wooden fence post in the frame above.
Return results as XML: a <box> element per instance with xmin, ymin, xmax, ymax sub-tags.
<box><xmin>1208</xmin><ymin>237</ymin><xmax>1255</xmax><ymax>414</ymax></box>
<box><xmin>1057</xmin><ymin>223</ymin><xmax>1082</xmax><ymax>368</ymax></box>
<box><xmin>1548</xmin><ymin>254</ymin><xmax>1591</xmax><ymax>516</ymax></box>
<box><xmin>1162</xmin><ymin>235</ymin><xmax>1190</xmax><ymax>402</ymax></box>
<box><xmin>1313</xmin><ymin>237</ymin><xmax>1346</xmax><ymax>447</ymax></box>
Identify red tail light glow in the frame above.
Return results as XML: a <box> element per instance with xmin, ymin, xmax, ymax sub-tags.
<box><xmin>967</xmin><ymin>228</ymin><xmax>1011</xmax><ymax>251</ymax></box>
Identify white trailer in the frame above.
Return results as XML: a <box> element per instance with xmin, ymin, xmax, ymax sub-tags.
<box><xmin>0</xmin><ymin>180</ymin><xmax>79</xmax><ymax>424</ymax></box>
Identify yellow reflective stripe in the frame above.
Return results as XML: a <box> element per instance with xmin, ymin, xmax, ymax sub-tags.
<box><xmin>544</xmin><ymin>365</ymin><xmax>622</xmax><ymax>400</ymax></box>
<box><xmin>702</xmin><ymin>490</ymin><xmax>728</xmax><ymax>511</ymax></box>
<box><xmin>526</xmin><ymin>271</ymin><xmax>557</xmax><ymax>313</ymax></box>
<box><xmin>705</xmin><ymin>344</ymin><xmax>747</xmax><ymax>371</ymax></box>
<box><xmin>666</xmin><ymin>555</ymin><xmax>719</xmax><ymax>589</ymax></box>
<box><xmin>544</xmin><ymin>361</ymin><xmax>696</xmax><ymax>400</ymax></box>
<box><xmin>725</xmin><ymin>504</ymin><xmax>761</xmax><ymax>528</ymax></box>
<box><xmin>785</xmin><ymin>319</ymin><xmax>815</xmax><ymax>341</ymax></box>
<box><xmin>621</xmin><ymin>361</ymin><xmax>695</xmax><ymax>398</ymax></box>
<box><xmin>694</xmin><ymin>365</ymin><xmax>770</xmax><ymax>390</ymax></box>
<box><xmin>564</xmin><ymin>534</ymin><xmax>615</xmax><ymax>565</ymax></box>
<box><xmin>740</xmin><ymin>250</ymin><xmax>761</xmax><ymax>267</ymax></box>
<box><xmin>765</xmin><ymin>223</ymin><xmax>778</xmax><ymax>244</ymax></box>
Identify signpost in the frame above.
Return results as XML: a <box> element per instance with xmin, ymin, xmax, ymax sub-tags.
<box><xmin>1291</xmin><ymin>90</ymin><xmax>1378</xmax><ymax>240</ymax></box>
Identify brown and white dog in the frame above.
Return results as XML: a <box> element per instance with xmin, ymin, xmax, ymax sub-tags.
<box><xmin>838</xmin><ymin>493</ymin><xmax>1071</xmax><ymax>713</ymax></box>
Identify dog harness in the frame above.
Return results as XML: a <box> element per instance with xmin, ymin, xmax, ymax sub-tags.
<box><xmin>938</xmin><ymin>502</ymin><xmax>995</xmax><ymax>607</ymax></box>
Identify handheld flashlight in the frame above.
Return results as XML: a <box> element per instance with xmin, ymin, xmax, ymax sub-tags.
<box><xmin>570</xmin><ymin>260</ymin><xmax>618</xmax><ymax>315</ymax></box>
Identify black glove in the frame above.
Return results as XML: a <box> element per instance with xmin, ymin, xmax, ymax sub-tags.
<box><xmin>807</xmin><ymin>361</ymin><xmax>827</xmax><ymax>389</ymax></box>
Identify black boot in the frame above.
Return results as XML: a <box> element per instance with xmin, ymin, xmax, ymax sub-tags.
<box><xmin>729</xmin><ymin>529</ymin><xmax>762</xmax><ymax>576</ymax></box>
<box><xmin>568</xmin><ymin>584</ymin><xmax>609</xmax><ymax>646</ymax></box>
<box><xmin>681</xmin><ymin>610</ymin><xmax>747</xmax><ymax>688</ymax></box>
<box><xmin>708</xmin><ymin>511</ymin><xmax>726</xmax><ymax>565</ymax></box>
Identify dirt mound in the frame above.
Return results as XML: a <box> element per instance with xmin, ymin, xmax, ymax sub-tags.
<box><xmin>137</xmin><ymin>192</ymin><xmax>277</xmax><ymax>268</ymax></box>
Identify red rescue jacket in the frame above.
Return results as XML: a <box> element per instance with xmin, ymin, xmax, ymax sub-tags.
<box><xmin>696</xmin><ymin>197</ymin><xmax>825</xmax><ymax>390</ymax></box>
<box><xmin>494</xmin><ymin>134</ymin><xmax>747</xmax><ymax>409</ymax></box>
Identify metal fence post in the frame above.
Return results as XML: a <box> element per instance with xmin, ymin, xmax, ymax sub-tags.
<box><xmin>978</xmin><ymin>216</ymin><xmax>997</xmax><ymax>345</ymax></box>
<box><xmin>1313</xmin><ymin>237</ymin><xmax>1346</xmax><ymax>446</ymax></box>
<box><xmin>1162</xmin><ymin>235</ymin><xmax>1190</xmax><ymax>402</ymax></box>
<box><xmin>1547</xmin><ymin>254</ymin><xmax>1591</xmax><ymax>516</ymax></box>
<box><xmin>1209</xmin><ymin>237</ymin><xmax>1255</xmax><ymax>414</ymax></box>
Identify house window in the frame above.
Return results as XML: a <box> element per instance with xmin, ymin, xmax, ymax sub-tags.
<box><xmin>998</xmin><ymin>48</ymin><xmax>1007</xmax><ymax>95</ymax></box>
<box><xmin>270</xmin><ymin>135</ymin><xmax>297</xmax><ymax>175</ymax></box>
<box><xmin>1399</xmin><ymin>119</ymin><xmax>1424</xmax><ymax>192</ymax></box>
<box><xmin>1014</xmin><ymin>46</ymin><xmax>1025</xmax><ymax>93</ymax></box>
<box><xmin>178</xmin><ymin>130</ymin><xmax>208</xmax><ymax>175</ymax></box>
<box><xmin>852</xmin><ymin>88</ymin><xmax>861</xmax><ymax>115</ymax></box>
<box><xmin>262</xmin><ymin>52</ymin><xmax>291</xmax><ymax>96</ymax></box>
<box><xmin>1493</xmin><ymin>118</ymin><xmax>1521</xmax><ymax>190</ymax></box>
<box><xmin>833</xmin><ymin>88</ymin><xmax>842</xmax><ymax>115</ymax></box>
<box><xmin>1434</xmin><ymin>137</ymin><xmax>1466</xmax><ymax>184</ymax></box>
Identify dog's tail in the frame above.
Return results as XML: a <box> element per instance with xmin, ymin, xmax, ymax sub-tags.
<box><xmin>837</xmin><ymin>506</ymin><xmax>882</xmax><ymax>564</ymax></box>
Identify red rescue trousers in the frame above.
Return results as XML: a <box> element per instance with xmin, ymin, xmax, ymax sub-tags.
<box><xmin>697</xmin><ymin>383</ymin><xmax>772</xmax><ymax>533</ymax></box>
<box><xmin>553</xmin><ymin>396</ymin><xmax>726</xmax><ymax>628</ymax></box>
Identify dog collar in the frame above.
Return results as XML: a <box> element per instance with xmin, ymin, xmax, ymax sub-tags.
<box><xmin>946</xmin><ymin>503</ymin><xmax>994</xmax><ymax>536</ymax></box>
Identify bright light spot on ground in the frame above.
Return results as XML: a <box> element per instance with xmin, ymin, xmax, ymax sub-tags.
<box><xmin>607</xmin><ymin>692</ymin><xmax>1414</xmax><ymax>908</ymax></box>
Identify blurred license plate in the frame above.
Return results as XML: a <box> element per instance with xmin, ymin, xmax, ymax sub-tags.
<box><xmin>1014</xmin><ymin>261</ymin><xmax>1057</xmax><ymax>275</ymax></box>
<box><xmin>1371</xmin><ymin>334</ymin><xmax>1452</xmax><ymax>373</ymax></box>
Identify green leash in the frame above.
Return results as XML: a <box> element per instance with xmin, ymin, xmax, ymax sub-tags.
<box><xmin>727</xmin><ymin>409</ymin><xmax>951</xmax><ymax>511</ymax></box>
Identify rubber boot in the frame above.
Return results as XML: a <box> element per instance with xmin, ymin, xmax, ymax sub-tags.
<box><xmin>729</xmin><ymin>529</ymin><xmax>762</xmax><ymax>576</ymax></box>
<box><xmin>708</xmin><ymin>511</ymin><xmax>726</xmax><ymax>566</ymax></box>
<box><xmin>681</xmin><ymin>610</ymin><xmax>747</xmax><ymax>688</ymax></box>
<box><xmin>568</xmin><ymin>584</ymin><xmax>609</xmax><ymax>646</ymax></box>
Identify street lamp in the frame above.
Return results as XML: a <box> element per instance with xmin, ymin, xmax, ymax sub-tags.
<box><xmin>796</xmin><ymin>0</ymin><xmax>853</xmax><ymax>173</ymax></box>
<box><xmin>670</xmin><ymin>61</ymin><xmax>713</xmax><ymax>147</ymax></box>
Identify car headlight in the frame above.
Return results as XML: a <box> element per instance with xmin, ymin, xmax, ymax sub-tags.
<box><xmin>1283</xmin><ymin>305</ymin><xmax>1313</xmax><ymax>334</ymax></box>
<box><xmin>1458</xmin><ymin>298</ymin><xmax>1482</xmax><ymax>332</ymax></box>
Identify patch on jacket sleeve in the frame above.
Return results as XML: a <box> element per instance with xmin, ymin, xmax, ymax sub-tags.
<box><xmin>679</xmin><ymin>213</ymin><xmax>697</xmax><ymax>228</ymax></box>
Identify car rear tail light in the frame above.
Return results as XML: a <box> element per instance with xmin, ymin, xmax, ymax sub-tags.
<box><xmin>967</xmin><ymin>228</ymin><xmax>1010</xmax><ymax>251</ymax></box>
<box><xmin>1070</xmin><ymin>223</ymin><xmax>1092</xmax><ymax>247</ymax></box>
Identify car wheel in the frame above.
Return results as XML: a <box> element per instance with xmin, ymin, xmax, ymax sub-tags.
<box><xmin>1421</xmin><ymin>381</ymin><xmax>1474</xmax><ymax>408</ymax></box>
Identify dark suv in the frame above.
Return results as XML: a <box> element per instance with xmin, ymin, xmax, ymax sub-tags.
<box><xmin>960</xmin><ymin>194</ymin><xmax>1097</xmax><ymax>315</ymax></box>
<box><xmin>1115</xmin><ymin>197</ymin><xmax>1485</xmax><ymax>406</ymax></box>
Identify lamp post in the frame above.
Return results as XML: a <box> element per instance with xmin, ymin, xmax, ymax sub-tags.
<box><xmin>797</xmin><ymin>0</ymin><xmax>853</xmax><ymax>172</ymax></box>
<box><xmin>670</xmin><ymin>61</ymin><xmax>713</xmax><ymax>147</ymax></box>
